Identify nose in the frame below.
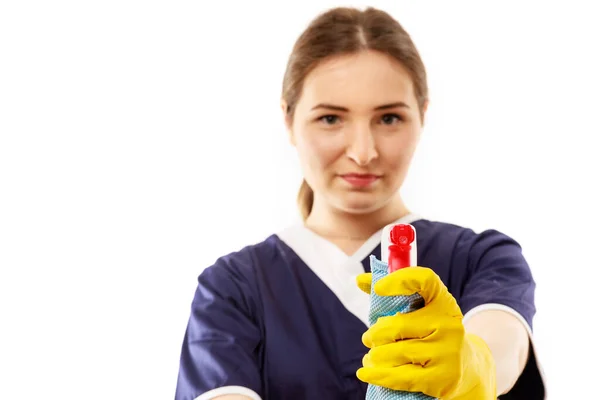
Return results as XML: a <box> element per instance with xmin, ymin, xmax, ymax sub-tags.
<box><xmin>346</xmin><ymin>125</ymin><xmax>378</xmax><ymax>166</ymax></box>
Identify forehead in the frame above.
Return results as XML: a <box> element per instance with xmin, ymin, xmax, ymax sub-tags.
<box><xmin>298</xmin><ymin>50</ymin><xmax>416</xmax><ymax>110</ymax></box>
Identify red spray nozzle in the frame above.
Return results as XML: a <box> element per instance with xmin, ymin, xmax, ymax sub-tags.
<box><xmin>390</xmin><ymin>224</ymin><xmax>415</xmax><ymax>246</ymax></box>
<box><xmin>388</xmin><ymin>224</ymin><xmax>416</xmax><ymax>273</ymax></box>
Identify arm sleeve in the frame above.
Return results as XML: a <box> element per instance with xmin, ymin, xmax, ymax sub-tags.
<box><xmin>175</xmin><ymin>259</ymin><xmax>263</xmax><ymax>400</ymax></box>
<box><xmin>456</xmin><ymin>229</ymin><xmax>546</xmax><ymax>399</ymax></box>
<box><xmin>457</xmin><ymin>229</ymin><xmax>536</xmax><ymax>326</ymax></box>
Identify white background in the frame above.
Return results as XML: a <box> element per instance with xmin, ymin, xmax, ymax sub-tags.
<box><xmin>1</xmin><ymin>1</ymin><xmax>599</xmax><ymax>399</ymax></box>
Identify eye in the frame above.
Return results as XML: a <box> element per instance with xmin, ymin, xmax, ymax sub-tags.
<box><xmin>380</xmin><ymin>113</ymin><xmax>403</xmax><ymax>125</ymax></box>
<box><xmin>318</xmin><ymin>115</ymin><xmax>340</xmax><ymax>125</ymax></box>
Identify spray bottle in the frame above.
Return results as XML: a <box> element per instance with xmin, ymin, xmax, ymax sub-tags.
<box><xmin>366</xmin><ymin>223</ymin><xmax>435</xmax><ymax>400</ymax></box>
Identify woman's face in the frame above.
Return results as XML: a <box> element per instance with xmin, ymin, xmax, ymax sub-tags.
<box><xmin>284</xmin><ymin>50</ymin><xmax>426</xmax><ymax>215</ymax></box>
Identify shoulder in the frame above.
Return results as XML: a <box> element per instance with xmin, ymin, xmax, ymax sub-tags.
<box><xmin>413</xmin><ymin>217</ymin><xmax>524</xmax><ymax>256</ymax></box>
<box><xmin>412</xmin><ymin>217</ymin><xmax>531</xmax><ymax>289</ymax></box>
<box><xmin>199</xmin><ymin>234</ymin><xmax>282</xmax><ymax>282</ymax></box>
<box><xmin>412</xmin><ymin>218</ymin><xmax>473</xmax><ymax>242</ymax></box>
<box><xmin>194</xmin><ymin>234</ymin><xmax>285</xmax><ymax>308</ymax></box>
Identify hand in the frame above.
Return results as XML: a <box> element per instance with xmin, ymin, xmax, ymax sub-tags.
<box><xmin>356</xmin><ymin>268</ymin><xmax>496</xmax><ymax>399</ymax></box>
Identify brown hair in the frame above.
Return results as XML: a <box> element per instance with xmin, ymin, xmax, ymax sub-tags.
<box><xmin>281</xmin><ymin>6</ymin><xmax>428</xmax><ymax>221</ymax></box>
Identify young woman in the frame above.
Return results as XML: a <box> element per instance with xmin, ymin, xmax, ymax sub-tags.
<box><xmin>175</xmin><ymin>6</ymin><xmax>545</xmax><ymax>400</ymax></box>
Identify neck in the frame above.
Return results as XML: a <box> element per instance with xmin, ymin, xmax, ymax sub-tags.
<box><xmin>304</xmin><ymin>194</ymin><xmax>410</xmax><ymax>241</ymax></box>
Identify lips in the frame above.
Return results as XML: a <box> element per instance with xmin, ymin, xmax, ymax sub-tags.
<box><xmin>340</xmin><ymin>173</ymin><xmax>380</xmax><ymax>187</ymax></box>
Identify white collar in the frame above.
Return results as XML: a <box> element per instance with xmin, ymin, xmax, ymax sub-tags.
<box><xmin>276</xmin><ymin>213</ymin><xmax>422</xmax><ymax>326</ymax></box>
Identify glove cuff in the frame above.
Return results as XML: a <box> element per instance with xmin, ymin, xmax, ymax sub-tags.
<box><xmin>464</xmin><ymin>333</ymin><xmax>497</xmax><ymax>399</ymax></box>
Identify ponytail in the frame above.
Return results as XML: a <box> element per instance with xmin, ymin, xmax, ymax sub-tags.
<box><xmin>297</xmin><ymin>179</ymin><xmax>314</xmax><ymax>221</ymax></box>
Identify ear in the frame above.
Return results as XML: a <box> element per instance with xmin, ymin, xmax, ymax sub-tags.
<box><xmin>281</xmin><ymin>99</ymin><xmax>296</xmax><ymax>146</ymax></box>
<box><xmin>420</xmin><ymin>99</ymin><xmax>429</xmax><ymax>125</ymax></box>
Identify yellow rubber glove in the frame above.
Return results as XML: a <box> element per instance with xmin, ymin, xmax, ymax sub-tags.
<box><xmin>356</xmin><ymin>267</ymin><xmax>496</xmax><ymax>399</ymax></box>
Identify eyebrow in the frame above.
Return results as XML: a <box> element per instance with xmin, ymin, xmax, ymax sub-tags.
<box><xmin>310</xmin><ymin>102</ymin><xmax>410</xmax><ymax>112</ymax></box>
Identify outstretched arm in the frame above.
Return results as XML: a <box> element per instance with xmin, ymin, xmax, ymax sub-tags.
<box><xmin>465</xmin><ymin>309</ymin><xmax>529</xmax><ymax>396</ymax></box>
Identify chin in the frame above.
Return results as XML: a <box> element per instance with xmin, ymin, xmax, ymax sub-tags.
<box><xmin>332</xmin><ymin>193</ymin><xmax>386</xmax><ymax>215</ymax></box>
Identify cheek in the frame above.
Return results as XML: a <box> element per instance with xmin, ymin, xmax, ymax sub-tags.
<box><xmin>297</xmin><ymin>131</ymin><xmax>346</xmax><ymax>170</ymax></box>
<box><xmin>379</xmin><ymin>130</ymin><xmax>419</xmax><ymax>172</ymax></box>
